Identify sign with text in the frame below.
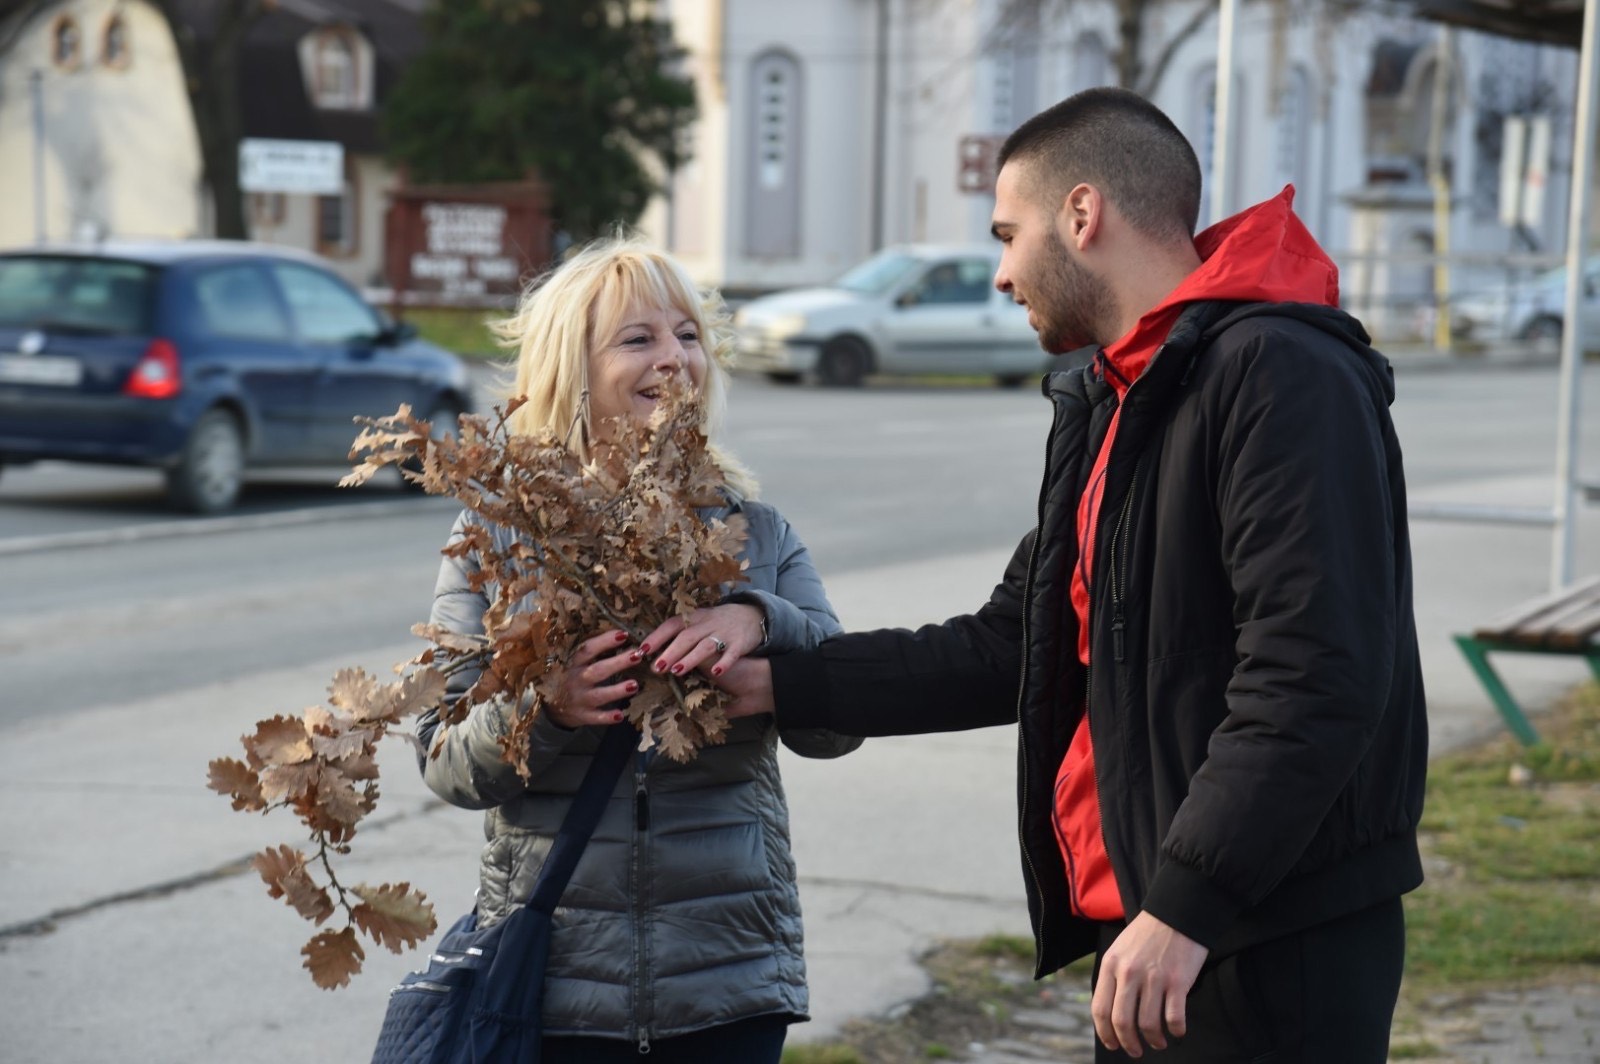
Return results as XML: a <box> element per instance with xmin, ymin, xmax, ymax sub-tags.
<box><xmin>384</xmin><ymin>185</ymin><xmax>552</xmax><ymax>306</ymax></box>
<box><xmin>1498</xmin><ymin>115</ymin><xmax>1552</xmax><ymax>231</ymax></box>
<box><xmin>239</xmin><ymin>139</ymin><xmax>344</xmax><ymax>195</ymax></box>
<box><xmin>958</xmin><ymin>134</ymin><xmax>1006</xmax><ymax>196</ymax></box>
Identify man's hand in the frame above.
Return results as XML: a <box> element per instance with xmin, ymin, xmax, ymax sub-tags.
<box><xmin>1091</xmin><ymin>911</ymin><xmax>1209</xmax><ymax>1057</ymax></box>
<box><xmin>710</xmin><ymin>657</ymin><xmax>776</xmax><ymax>719</ymax></box>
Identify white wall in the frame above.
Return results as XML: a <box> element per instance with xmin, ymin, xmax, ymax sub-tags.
<box><xmin>0</xmin><ymin>0</ymin><xmax>201</xmax><ymax>248</ymax></box>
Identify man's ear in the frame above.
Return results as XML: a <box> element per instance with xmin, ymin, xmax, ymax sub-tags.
<box><xmin>1058</xmin><ymin>183</ymin><xmax>1103</xmax><ymax>251</ymax></box>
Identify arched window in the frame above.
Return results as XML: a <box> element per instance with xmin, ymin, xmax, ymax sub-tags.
<box><xmin>52</xmin><ymin>16</ymin><xmax>82</xmax><ymax>70</ymax></box>
<box><xmin>1191</xmin><ymin>65</ymin><xmax>1244</xmax><ymax>227</ymax></box>
<box><xmin>744</xmin><ymin>50</ymin><xmax>803</xmax><ymax>260</ymax></box>
<box><xmin>1070</xmin><ymin>32</ymin><xmax>1111</xmax><ymax>95</ymax></box>
<box><xmin>314</xmin><ymin>31</ymin><xmax>358</xmax><ymax>108</ymax></box>
<box><xmin>1275</xmin><ymin>66</ymin><xmax>1312</xmax><ymax>194</ymax></box>
<box><xmin>102</xmin><ymin>14</ymin><xmax>129</xmax><ymax>69</ymax></box>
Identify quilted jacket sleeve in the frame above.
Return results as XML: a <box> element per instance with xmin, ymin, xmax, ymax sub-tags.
<box><xmin>728</xmin><ymin>504</ymin><xmax>863</xmax><ymax>760</ymax></box>
<box><xmin>414</xmin><ymin>511</ymin><xmax>580</xmax><ymax>810</ymax></box>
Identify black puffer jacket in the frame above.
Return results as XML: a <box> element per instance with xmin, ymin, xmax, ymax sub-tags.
<box><xmin>772</xmin><ymin>300</ymin><xmax>1428</xmax><ymax>976</ymax></box>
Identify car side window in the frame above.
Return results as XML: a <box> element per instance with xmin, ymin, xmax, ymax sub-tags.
<box><xmin>908</xmin><ymin>258</ymin><xmax>993</xmax><ymax>306</ymax></box>
<box><xmin>192</xmin><ymin>264</ymin><xmax>292</xmax><ymax>341</ymax></box>
<box><xmin>270</xmin><ymin>263</ymin><xmax>380</xmax><ymax>344</ymax></box>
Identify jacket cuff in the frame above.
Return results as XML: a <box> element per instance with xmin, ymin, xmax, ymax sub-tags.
<box><xmin>1140</xmin><ymin>861</ymin><xmax>1246</xmax><ymax>951</ymax></box>
<box><xmin>769</xmin><ymin>648</ymin><xmax>835</xmax><ymax>730</ymax></box>
<box><xmin>726</xmin><ymin>588</ymin><xmax>804</xmax><ymax>651</ymax></box>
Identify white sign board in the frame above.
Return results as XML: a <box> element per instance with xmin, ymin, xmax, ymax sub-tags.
<box><xmin>1521</xmin><ymin>115</ymin><xmax>1551</xmax><ymax>231</ymax></box>
<box><xmin>1498</xmin><ymin>115</ymin><xmax>1553</xmax><ymax>232</ymax></box>
<box><xmin>239</xmin><ymin>139</ymin><xmax>344</xmax><ymax>195</ymax></box>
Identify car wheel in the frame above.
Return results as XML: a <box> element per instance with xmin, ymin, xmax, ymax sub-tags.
<box><xmin>166</xmin><ymin>408</ymin><xmax>245</xmax><ymax>514</ymax></box>
<box><xmin>995</xmin><ymin>374</ymin><xmax>1029</xmax><ymax>389</ymax></box>
<box><xmin>765</xmin><ymin>371</ymin><xmax>803</xmax><ymax>385</ymax></box>
<box><xmin>1522</xmin><ymin>315</ymin><xmax>1562</xmax><ymax>354</ymax></box>
<box><xmin>400</xmin><ymin>403</ymin><xmax>462</xmax><ymax>491</ymax></box>
<box><xmin>818</xmin><ymin>338</ymin><xmax>870</xmax><ymax>388</ymax></box>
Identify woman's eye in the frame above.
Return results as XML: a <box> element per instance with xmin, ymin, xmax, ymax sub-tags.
<box><xmin>678</xmin><ymin>331</ymin><xmax>700</xmax><ymax>344</ymax></box>
<box><xmin>622</xmin><ymin>335</ymin><xmax>650</xmax><ymax>346</ymax></box>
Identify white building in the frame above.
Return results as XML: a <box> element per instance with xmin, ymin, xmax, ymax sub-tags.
<box><xmin>647</xmin><ymin>0</ymin><xmax>1580</xmax><ymax>341</ymax></box>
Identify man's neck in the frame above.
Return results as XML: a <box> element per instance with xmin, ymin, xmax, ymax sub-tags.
<box><xmin>1105</xmin><ymin>243</ymin><xmax>1204</xmax><ymax>344</ymax></box>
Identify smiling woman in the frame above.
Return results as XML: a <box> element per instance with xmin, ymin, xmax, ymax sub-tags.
<box><xmin>411</xmin><ymin>235</ymin><xmax>862</xmax><ymax>1063</ymax></box>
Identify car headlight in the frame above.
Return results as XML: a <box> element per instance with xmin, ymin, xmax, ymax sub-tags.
<box><xmin>765</xmin><ymin>314</ymin><xmax>807</xmax><ymax>339</ymax></box>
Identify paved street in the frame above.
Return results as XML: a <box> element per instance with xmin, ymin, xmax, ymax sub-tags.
<box><xmin>0</xmin><ymin>360</ymin><xmax>1595</xmax><ymax>1061</ymax></box>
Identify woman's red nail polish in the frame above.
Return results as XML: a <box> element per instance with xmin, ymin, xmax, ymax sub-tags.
<box><xmin>626</xmin><ymin>681</ymin><xmax>638</xmax><ymax>693</ymax></box>
<box><xmin>613</xmin><ymin>711</ymin><xmax>625</xmax><ymax>722</ymax></box>
<box><xmin>640</xmin><ymin>643</ymin><xmax>651</xmax><ymax>655</ymax></box>
<box><xmin>712</xmin><ymin>666</ymin><xmax>723</xmax><ymax>676</ymax></box>
<box><xmin>671</xmin><ymin>664</ymin><xmax>685</xmax><ymax>675</ymax></box>
<box><xmin>614</xmin><ymin>631</ymin><xmax>628</xmax><ymax>642</ymax></box>
<box><xmin>630</xmin><ymin>651</ymin><xmax>642</xmax><ymax>662</ymax></box>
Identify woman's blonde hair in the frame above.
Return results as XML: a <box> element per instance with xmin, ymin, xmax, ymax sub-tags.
<box><xmin>490</xmin><ymin>234</ymin><xmax>757</xmax><ymax>499</ymax></box>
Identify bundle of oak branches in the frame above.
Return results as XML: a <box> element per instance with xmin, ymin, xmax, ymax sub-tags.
<box><xmin>207</xmin><ymin>393</ymin><xmax>750</xmax><ymax>988</ymax></box>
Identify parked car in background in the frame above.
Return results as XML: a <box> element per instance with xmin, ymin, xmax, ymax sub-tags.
<box><xmin>732</xmin><ymin>245</ymin><xmax>1052</xmax><ymax>387</ymax></box>
<box><xmin>1451</xmin><ymin>254</ymin><xmax>1600</xmax><ymax>351</ymax></box>
<box><xmin>0</xmin><ymin>241</ymin><xmax>472</xmax><ymax>513</ymax></box>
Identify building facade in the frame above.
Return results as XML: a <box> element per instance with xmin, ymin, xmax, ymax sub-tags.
<box><xmin>647</xmin><ymin>0</ymin><xmax>1580</xmax><ymax>341</ymax></box>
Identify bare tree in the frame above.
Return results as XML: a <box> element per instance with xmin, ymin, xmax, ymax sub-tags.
<box><xmin>992</xmin><ymin>0</ymin><xmax>1219</xmax><ymax>97</ymax></box>
<box><xmin>144</xmin><ymin>0</ymin><xmax>271</xmax><ymax>240</ymax></box>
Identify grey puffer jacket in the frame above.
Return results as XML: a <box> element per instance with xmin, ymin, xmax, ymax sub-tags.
<box><xmin>416</xmin><ymin>496</ymin><xmax>861</xmax><ymax>1047</ymax></box>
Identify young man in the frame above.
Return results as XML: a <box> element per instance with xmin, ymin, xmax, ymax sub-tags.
<box><xmin>703</xmin><ymin>87</ymin><xmax>1428</xmax><ymax>1062</ymax></box>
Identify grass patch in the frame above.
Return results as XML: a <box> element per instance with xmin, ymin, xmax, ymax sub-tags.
<box><xmin>399</xmin><ymin>306</ymin><xmax>507</xmax><ymax>361</ymax></box>
<box><xmin>1403</xmin><ymin>682</ymin><xmax>1600</xmax><ymax>994</ymax></box>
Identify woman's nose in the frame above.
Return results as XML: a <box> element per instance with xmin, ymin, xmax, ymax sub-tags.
<box><xmin>655</xmin><ymin>340</ymin><xmax>685</xmax><ymax>373</ymax></box>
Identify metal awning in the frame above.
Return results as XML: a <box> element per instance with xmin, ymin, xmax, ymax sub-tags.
<box><xmin>1412</xmin><ymin>0</ymin><xmax>1584</xmax><ymax>46</ymax></box>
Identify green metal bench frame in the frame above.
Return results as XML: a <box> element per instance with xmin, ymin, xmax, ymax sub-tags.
<box><xmin>1454</xmin><ymin>575</ymin><xmax>1600</xmax><ymax>746</ymax></box>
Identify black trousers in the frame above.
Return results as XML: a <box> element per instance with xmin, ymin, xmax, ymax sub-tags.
<box><xmin>539</xmin><ymin>1014</ymin><xmax>788</xmax><ymax>1064</ymax></box>
<box><xmin>1092</xmin><ymin>897</ymin><xmax>1406</xmax><ymax>1064</ymax></box>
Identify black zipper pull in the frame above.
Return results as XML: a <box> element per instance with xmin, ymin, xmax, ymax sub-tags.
<box><xmin>1112</xmin><ymin>607</ymin><xmax>1126</xmax><ymax>663</ymax></box>
<box><xmin>635</xmin><ymin>782</ymin><xmax>649</xmax><ymax>831</ymax></box>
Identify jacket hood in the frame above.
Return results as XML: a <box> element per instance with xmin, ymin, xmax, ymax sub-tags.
<box><xmin>1103</xmin><ymin>187</ymin><xmax>1338</xmax><ymax>373</ymax></box>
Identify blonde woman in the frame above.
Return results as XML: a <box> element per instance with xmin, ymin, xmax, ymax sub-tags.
<box><xmin>415</xmin><ymin>237</ymin><xmax>860</xmax><ymax>1063</ymax></box>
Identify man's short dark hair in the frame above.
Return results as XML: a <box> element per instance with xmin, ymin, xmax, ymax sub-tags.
<box><xmin>998</xmin><ymin>87</ymin><xmax>1202</xmax><ymax>243</ymax></box>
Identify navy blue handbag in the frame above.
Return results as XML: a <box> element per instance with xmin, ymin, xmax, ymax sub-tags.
<box><xmin>371</xmin><ymin>724</ymin><xmax>635</xmax><ymax>1064</ymax></box>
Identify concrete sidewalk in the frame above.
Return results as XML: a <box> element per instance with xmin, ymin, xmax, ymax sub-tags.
<box><xmin>0</xmin><ymin>532</ymin><xmax>1592</xmax><ymax>1061</ymax></box>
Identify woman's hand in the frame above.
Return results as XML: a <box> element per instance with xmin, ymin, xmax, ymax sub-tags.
<box><xmin>639</xmin><ymin>603</ymin><xmax>766</xmax><ymax>680</ymax></box>
<box><xmin>547</xmin><ymin>629</ymin><xmax>644</xmax><ymax>730</ymax></box>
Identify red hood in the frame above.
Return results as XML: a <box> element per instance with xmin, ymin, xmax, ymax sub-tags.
<box><xmin>1102</xmin><ymin>186</ymin><xmax>1339</xmax><ymax>383</ymax></box>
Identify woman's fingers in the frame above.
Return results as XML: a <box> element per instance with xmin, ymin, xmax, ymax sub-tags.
<box><xmin>636</xmin><ymin>616</ymin><xmax>686</xmax><ymax>657</ymax></box>
<box><xmin>647</xmin><ymin>605</ymin><xmax>765</xmax><ymax>678</ymax></box>
<box><xmin>551</xmin><ymin>632</ymin><xmax>643</xmax><ymax>728</ymax></box>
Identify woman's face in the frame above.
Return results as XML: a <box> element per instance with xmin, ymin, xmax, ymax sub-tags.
<box><xmin>588</xmin><ymin>301</ymin><xmax>708</xmax><ymax>428</ymax></box>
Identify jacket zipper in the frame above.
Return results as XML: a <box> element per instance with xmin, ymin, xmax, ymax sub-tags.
<box><xmin>632</xmin><ymin>751</ymin><xmax>652</xmax><ymax>1054</ymax></box>
<box><xmin>1016</xmin><ymin>392</ymin><xmax>1067</xmax><ymax>974</ymax></box>
<box><xmin>1109</xmin><ymin>462</ymin><xmax>1141</xmax><ymax>664</ymax></box>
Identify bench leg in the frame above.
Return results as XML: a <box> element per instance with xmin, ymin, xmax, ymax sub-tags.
<box><xmin>1453</xmin><ymin>635</ymin><xmax>1541</xmax><ymax>746</ymax></box>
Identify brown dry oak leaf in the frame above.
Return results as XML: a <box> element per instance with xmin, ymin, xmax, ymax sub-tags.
<box><xmin>303</xmin><ymin>927</ymin><xmax>366</xmax><ymax>990</ymax></box>
<box><xmin>254</xmin><ymin>844</ymin><xmax>335</xmax><ymax>925</ymax></box>
<box><xmin>351</xmin><ymin>883</ymin><xmax>438</xmax><ymax>954</ymax></box>
<box><xmin>206</xmin><ymin>757</ymin><xmax>265</xmax><ymax>812</ymax></box>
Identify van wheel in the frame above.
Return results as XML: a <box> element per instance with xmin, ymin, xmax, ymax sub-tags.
<box><xmin>818</xmin><ymin>338</ymin><xmax>870</xmax><ymax>388</ymax></box>
<box><xmin>400</xmin><ymin>402</ymin><xmax>462</xmax><ymax>491</ymax></box>
<box><xmin>167</xmin><ymin>408</ymin><xmax>245</xmax><ymax>514</ymax></box>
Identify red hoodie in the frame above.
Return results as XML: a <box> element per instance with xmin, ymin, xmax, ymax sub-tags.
<box><xmin>1054</xmin><ymin>187</ymin><xmax>1342</xmax><ymax>922</ymax></box>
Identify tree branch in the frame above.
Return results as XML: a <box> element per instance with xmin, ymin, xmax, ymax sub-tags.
<box><xmin>1137</xmin><ymin>0</ymin><xmax>1217</xmax><ymax>99</ymax></box>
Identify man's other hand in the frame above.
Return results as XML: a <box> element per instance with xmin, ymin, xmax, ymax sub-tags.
<box><xmin>1091</xmin><ymin>910</ymin><xmax>1209</xmax><ymax>1057</ymax></box>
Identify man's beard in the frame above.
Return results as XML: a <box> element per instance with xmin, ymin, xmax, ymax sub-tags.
<box><xmin>1030</xmin><ymin>233</ymin><xmax>1116</xmax><ymax>354</ymax></box>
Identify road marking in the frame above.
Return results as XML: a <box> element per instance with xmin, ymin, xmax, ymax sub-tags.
<box><xmin>0</xmin><ymin>497</ymin><xmax>457</xmax><ymax>557</ymax></box>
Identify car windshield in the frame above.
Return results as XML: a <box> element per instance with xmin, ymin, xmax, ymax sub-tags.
<box><xmin>0</xmin><ymin>256</ymin><xmax>156</xmax><ymax>334</ymax></box>
<box><xmin>831</xmin><ymin>251</ymin><xmax>923</xmax><ymax>296</ymax></box>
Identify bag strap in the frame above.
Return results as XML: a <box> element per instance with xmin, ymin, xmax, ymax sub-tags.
<box><xmin>525</xmin><ymin>722</ymin><xmax>636</xmax><ymax>914</ymax></box>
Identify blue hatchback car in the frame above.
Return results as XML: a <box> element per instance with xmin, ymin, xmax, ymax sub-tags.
<box><xmin>0</xmin><ymin>241</ymin><xmax>473</xmax><ymax>512</ymax></box>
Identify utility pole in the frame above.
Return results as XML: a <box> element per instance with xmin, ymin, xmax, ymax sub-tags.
<box><xmin>871</xmin><ymin>0</ymin><xmax>889</xmax><ymax>251</ymax></box>
<box><xmin>1209</xmin><ymin>0</ymin><xmax>1237</xmax><ymax>223</ymax></box>
<box><xmin>31</xmin><ymin>69</ymin><xmax>45</xmax><ymax>246</ymax></box>
<box><xmin>1425</xmin><ymin>28</ymin><xmax>1455</xmax><ymax>353</ymax></box>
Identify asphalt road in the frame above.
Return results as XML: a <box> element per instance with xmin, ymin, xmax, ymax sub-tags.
<box><xmin>1</xmin><ymin>362</ymin><xmax>1594</xmax><ymax>731</ymax></box>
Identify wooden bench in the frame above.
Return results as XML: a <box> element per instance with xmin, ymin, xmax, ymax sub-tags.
<box><xmin>1454</xmin><ymin>575</ymin><xmax>1600</xmax><ymax>745</ymax></box>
